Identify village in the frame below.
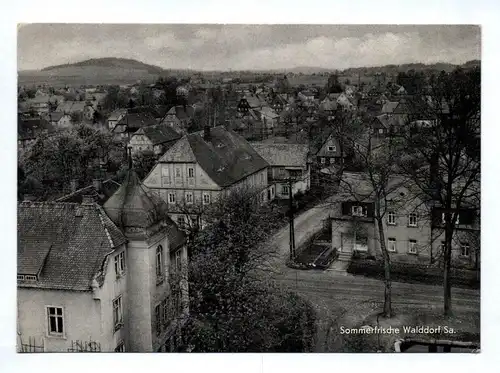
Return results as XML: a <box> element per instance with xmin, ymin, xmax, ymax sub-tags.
<box><xmin>17</xmin><ymin>28</ymin><xmax>480</xmax><ymax>353</ymax></box>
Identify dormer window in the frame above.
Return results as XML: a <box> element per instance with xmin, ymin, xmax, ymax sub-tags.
<box><xmin>352</xmin><ymin>205</ymin><xmax>366</xmax><ymax>217</ymax></box>
<box><xmin>327</xmin><ymin>145</ymin><xmax>336</xmax><ymax>152</ymax></box>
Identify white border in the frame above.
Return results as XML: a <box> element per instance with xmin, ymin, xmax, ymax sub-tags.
<box><xmin>3</xmin><ymin>1</ymin><xmax>500</xmax><ymax>372</ymax></box>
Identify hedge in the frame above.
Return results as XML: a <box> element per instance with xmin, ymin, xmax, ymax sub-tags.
<box><xmin>347</xmin><ymin>258</ymin><xmax>480</xmax><ymax>289</ymax></box>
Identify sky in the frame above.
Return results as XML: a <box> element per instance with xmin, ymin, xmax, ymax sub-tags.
<box><xmin>17</xmin><ymin>24</ymin><xmax>481</xmax><ymax>71</ymax></box>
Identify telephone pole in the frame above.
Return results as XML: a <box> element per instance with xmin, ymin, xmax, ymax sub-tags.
<box><xmin>288</xmin><ymin>177</ymin><xmax>296</xmax><ymax>260</ymax></box>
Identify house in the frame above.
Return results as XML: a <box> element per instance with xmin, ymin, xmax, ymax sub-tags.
<box><xmin>46</xmin><ymin>112</ymin><xmax>72</xmax><ymax>129</ymax></box>
<box><xmin>159</xmin><ymin>105</ymin><xmax>194</xmax><ymax>134</ymax></box>
<box><xmin>107</xmin><ymin>109</ymin><xmax>127</xmax><ymax>131</ymax></box>
<box><xmin>26</xmin><ymin>96</ymin><xmax>51</xmax><ymax>115</ymax></box>
<box><xmin>112</xmin><ymin>112</ymin><xmax>158</xmax><ymax>140</ymax></box>
<box><xmin>370</xmin><ymin>114</ymin><xmax>399</xmax><ymax>137</ymax></box>
<box><xmin>319</xmin><ymin>97</ymin><xmax>338</xmax><ymax>120</ymax></box>
<box><xmin>310</xmin><ymin>129</ymin><xmax>349</xmax><ymax>169</ymax></box>
<box><xmin>18</xmin><ymin>117</ymin><xmax>54</xmax><ymax>150</ymax></box>
<box><xmin>250</xmin><ymin>143</ymin><xmax>310</xmax><ymax>200</ymax></box>
<box><xmin>176</xmin><ymin>85</ymin><xmax>191</xmax><ymax>98</ymax></box>
<box><xmin>336</xmin><ymin>92</ymin><xmax>356</xmax><ymax>111</ymax></box>
<box><xmin>17</xmin><ymin>169</ymin><xmax>189</xmax><ymax>352</ymax></box>
<box><xmin>381</xmin><ymin>101</ymin><xmax>399</xmax><ymax>114</ymax></box>
<box><xmin>330</xmin><ymin>172</ymin><xmax>479</xmax><ymax>268</ymax></box>
<box><xmin>143</xmin><ymin>126</ymin><xmax>273</xmax><ymax>228</ymax></box>
<box><xmin>55</xmin><ymin>101</ymin><xmax>88</xmax><ymax>115</ymax></box>
<box><xmin>331</xmin><ymin>173</ymin><xmax>432</xmax><ymax>263</ymax></box>
<box><xmin>255</xmin><ymin>106</ymin><xmax>280</xmax><ymax>129</ymax></box>
<box><xmin>129</xmin><ymin>123</ymin><xmax>182</xmax><ymax>156</ymax></box>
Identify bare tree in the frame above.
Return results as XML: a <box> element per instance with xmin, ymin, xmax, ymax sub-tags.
<box><xmin>399</xmin><ymin>67</ymin><xmax>480</xmax><ymax>316</ymax></box>
<box><xmin>338</xmin><ymin>131</ymin><xmax>407</xmax><ymax>318</ymax></box>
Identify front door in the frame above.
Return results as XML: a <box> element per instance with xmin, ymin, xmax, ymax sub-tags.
<box><xmin>340</xmin><ymin>232</ymin><xmax>353</xmax><ymax>253</ymax></box>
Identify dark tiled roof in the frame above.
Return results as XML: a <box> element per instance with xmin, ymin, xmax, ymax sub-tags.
<box><xmin>18</xmin><ymin>117</ymin><xmax>54</xmax><ymax>140</ymax></box>
<box><xmin>115</xmin><ymin>112</ymin><xmax>157</xmax><ymax>132</ymax></box>
<box><xmin>136</xmin><ymin>123</ymin><xmax>182</xmax><ymax>145</ymax></box>
<box><xmin>46</xmin><ymin>112</ymin><xmax>65</xmax><ymax>123</ymax></box>
<box><xmin>17</xmin><ymin>202</ymin><xmax>127</xmax><ymax>291</ymax></box>
<box><xmin>158</xmin><ymin>126</ymin><xmax>269</xmax><ymax>187</ymax></box>
<box><xmin>381</xmin><ymin>101</ymin><xmax>399</xmax><ymax>114</ymax></box>
<box><xmin>250</xmin><ymin>143</ymin><xmax>309</xmax><ymax>168</ymax></box>
<box><xmin>166</xmin><ymin>105</ymin><xmax>194</xmax><ymax>120</ymax></box>
<box><xmin>55</xmin><ymin>179</ymin><xmax>121</xmax><ymax>205</ymax></box>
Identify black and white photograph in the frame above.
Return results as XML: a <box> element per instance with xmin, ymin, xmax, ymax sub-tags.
<box><xmin>14</xmin><ymin>22</ymin><xmax>482</xmax><ymax>355</ymax></box>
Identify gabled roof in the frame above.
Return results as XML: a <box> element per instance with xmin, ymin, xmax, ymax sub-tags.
<box><xmin>157</xmin><ymin>126</ymin><xmax>269</xmax><ymax>187</ymax></box>
<box><xmin>108</xmin><ymin>108</ymin><xmax>127</xmax><ymax>121</ymax></box>
<box><xmin>381</xmin><ymin>101</ymin><xmax>399</xmax><ymax>114</ymax></box>
<box><xmin>244</xmin><ymin>94</ymin><xmax>265</xmax><ymax>108</ymax></box>
<box><xmin>46</xmin><ymin>112</ymin><xmax>65</xmax><ymax>123</ymax></box>
<box><xmin>257</xmin><ymin>106</ymin><xmax>279</xmax><ymax>119</ymax></box>
<box><xmin>17</xmin><ymin>202</ymin><xmax>127</xmax><ymax>291</ymax></box>
<box><xmin>55</xmin><ymin>100</ymin><xmax>88</xmax><ymax>114</ymax></box>
<box><xmin>18</xmin><ymin>117</ymin><xmax>54</xmax><ymax>140</ymax></box>
<box><xmin>374</xmin><ymin>114</ymin><xmax>398</xmax><ymax>129</ymax></box>
<box><xmin>55</xmin><ymin>179</ymin><xmax>122</xmax><ymax>205</ymax></box>
<box><xmin>250</xmin><ymin>143</ymin><xmax>309</xmax><ymax>168</ymax></box>
<box><xmin>114</xmin><ymin>112</ymin><xmax>157</xmax><ymax>132</ymax></box>
<box><xmin>134</xmin><ymin>123</ymin><xmax>182</xmax><ymax>145</ymax></box>
<box><xmin>166</xmin><ymin>105</ymin><xmax>194</xmax><ymax>120</ymax></box>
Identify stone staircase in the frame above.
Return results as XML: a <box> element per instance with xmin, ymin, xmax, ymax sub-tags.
<box><xmin>337</xmin><ymin>250</ymin><xmax>353</xmax><ymax>262</ymax></box>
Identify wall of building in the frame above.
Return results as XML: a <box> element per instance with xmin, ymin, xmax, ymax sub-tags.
<box><xmin>129</xmin><ymin>134</ymin><xmax>154</xmax><ymax>154</ymax></box>
<box><xmin>17</xmin><ymin>288</ymin><xmax>103</xmax><ymax>352</ymax></box>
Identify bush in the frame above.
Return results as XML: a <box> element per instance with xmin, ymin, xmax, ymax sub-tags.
<box><xmin>347</xmin><ymin>259</ymin><xmax>479</xmax><ymax>289</ymax></box>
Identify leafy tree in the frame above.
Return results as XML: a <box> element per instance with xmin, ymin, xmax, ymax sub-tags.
<box><xmin>325</xmin><ymin>74</ymin><xmax>343</xmax><ymax>94</ymax></box>
<box><xmin>132</xmin><ymin>150</ymin><xmax>157</xmax><ymax>180</ymax></box>
<box><xmin>70</xmin><ymin>111</ymin><xmax>83</xmax><ymax>124</ymax></box>
<box><xmin>19</xmin><ymin>124</ymin><xmax>126</xmax><ymax>199</ymax></box>
<box><xmin>183</xmin><ymin>188</ymin><xmax>316</xmax><ymax>351</ymax></box>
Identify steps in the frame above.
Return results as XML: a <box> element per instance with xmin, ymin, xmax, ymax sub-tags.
<box><xmin>337</xmin><ymin>251</ymin><xmax>353</xmax><ymax>262</ymax></box>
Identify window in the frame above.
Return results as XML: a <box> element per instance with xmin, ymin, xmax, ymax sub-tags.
<box><xmin>161</xmin><ymin>166</ymin><xmax>171</xmax><ymax>183</ymax></box>
<box><xmin>188</xmin><ymin>167</ymin><xmax>195</xmax><ymax>178</ymax></box>
<box><xmin>327</xmin><ymin>145</ymin><xmax>336</xmax><ymax>152</ymax></box>
<box><xmin>352</xmin><ymin>205</ymin><xmax>366</xmax><ymax>217</ymax></box>
<box><xmin>175</xmin><ymin>168</ymin><xmax>181</xmax><ymax>178</ymax></box>
<box><xmin>442</xmin><ymin>212</ymin><xmax>460</xmax><ymax>225</ymax></box>
<box><xmin>387</xmin><ymin>211</ymin><xmax>396</xmax><ymax>225</ymax></box>
<box><xmin>113</xmin><ymin>296</ymin><xmax>123</xmax><ymax>331</ymax></box>
<box><xmin>320</xmin><ymin>157</ymin><xmax>326</xmax><ymax>164</ymax></box>
<box><xmin>156</xmin><ymin>245</ymin><xmax>164</xmax><ymax>283</ymax></box>
<box><xmin>168</xmin><ymin>193</ymin><xmax>176</xmax><ymax>204</ymax></box>
<box><xmin>185</xmin><ymin>192</ymin><xmax>193</xmax><ymax>204</ymax></box>
<box><xmin>47</xmin><ymin>306</ymin><xmax>64</xmax><ymax>336</ymax></box>
<box><xmin>282</xmin><ymin>184</ymin><xmax>290</xmax><ymax>195</ymax></box>
<box><xmin>114</xmin><ymin>251</ymin><xmax>125</xmax><ymax>277</ymax></box>
<box><xmin>155</xmin><ymin>304</ymin><xmax>162</xmax><ymax>336</ymax></box>
<box><xmin>161</xmin><ymin>298</ymin><xmax>169</xmax><ymax>326</ymax></box>
<box><xmin>408</xmin><ymin>240</ymin><xmax>417</xmax><ymax>254</ymax></box>
<box><xmin>115</xmin><ymin>341</ymin><xmax>125</xmax><ymax>352</ymax></box>
<box><xmin>378</xmin><ymin>128</ymin><xmax>384</xmax><ymax>134</ymax></box>
<box><xmin>388</xmin><ymin>238</ymin><xmax>397</xmax><ymax>252</ymax></box>
<box><xmin>177</xmin><ymin>215</ymin><xmax>186</xmax><ymax>229</ymax></box>
<box><xmin>440</xmin><ymin>241</ymin><xmax>446</xmax><ymax>253</ymax></box>
<box><xmin>408</xmin><ymin>213</ymin><xmax>418</xmax><ymax>227</ymax></box>
<box><xmin>461</xmin><ymin>243</ymin><xmax>470</xmax><ymax>257</ymax></box>
<box><xmin>202</xmin><ymin>193</ymin><xmax>210</xmax><ymax>205</ymax></box>
<box><xmin>17</xmin><ymin>274</ymin><xmax>24</xmax><ymax>281</ymax></box>
<box><xmin>170</xmin><ymin>249</ymin><xmax>182</xmax><ymax>274</ymax></box>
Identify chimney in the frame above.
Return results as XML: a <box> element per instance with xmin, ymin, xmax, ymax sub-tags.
<box><xmin>93</xmin><ymin>178</ymin><xmax>103</xmax><ymax>192</ymax></box>
<box><xmin>203</xmin><ymin>125</ymin><xmax>211</xmax><ymax>141</ymax></box>
<box><xmin>70</xmin><ymin>179</ymin><xmax>78</xmax><ymax>193</ymax></box>
<box><xmin>23</xmin><ymin>194</ymin><xmax>37</xmax><ymax>203</ymax></box>
<box><xmin>81</xmin><ymin>194</ymin><xmax>97</xmax><ymax>206</ymax></box>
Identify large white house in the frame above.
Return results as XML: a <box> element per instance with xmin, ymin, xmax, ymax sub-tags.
<box><xmin>17</xmin><ymin>170</ymin><xmax>189</xmax><ymax>352</ymax></box>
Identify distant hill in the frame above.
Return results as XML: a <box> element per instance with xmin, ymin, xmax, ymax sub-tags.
<box><xmin>41</xmin><ymin>57</ymin><xmax>165</xmax><ymax>75</ymax></box>
<box><xmin>340</xmin><ymin>60</ymin><xmax>480</xmax><ymax>76</ymax></box>
<box><xmin>19</xmin><ymin>58</ymin><xmax>178</xmax><ymax>87</ymax></box>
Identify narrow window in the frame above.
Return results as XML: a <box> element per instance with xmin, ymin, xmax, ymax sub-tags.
<box><xmin>47</xmin><ymin>306</ymin><xmax>64</xmax><ymax>336</ymax></box>
<box><xmin>408</xmin><ymin>240</ymin><xmax>417</xmax><ymax>254</ymax></box>
<box><xmin>388</xmin><ymin>238</ymin><xmax>397</xmax><ymax>252</ymax></box>
<box><xmin>156</xmin><ymin>245</ymin><xmax>164</xmax><ymax>282</ymax></box>
<box><xmin>113</xmin><ymin>296</ymin><xmax>123</xmax><ymax>331</ymax></box>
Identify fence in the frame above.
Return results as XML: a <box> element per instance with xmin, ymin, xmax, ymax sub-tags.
<box><xmin>18</xmin><ymin>335</ymin><xmax>44</xmax><ymax>353</ymax></box>
<box><xmin>67</xmin><ymin>339</ymin><xmax>101</xmax><ymax>352</ymax></box>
